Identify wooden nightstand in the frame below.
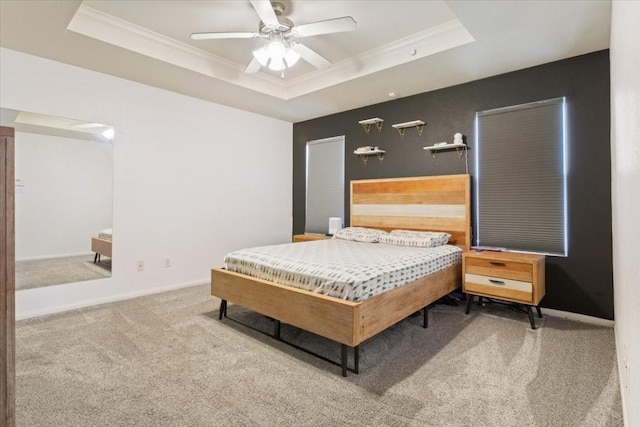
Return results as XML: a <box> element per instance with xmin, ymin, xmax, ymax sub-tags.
<box><xmin>463</xmin><ymin>250</ymin><xmax>545</xmax><ymax>329</ymax></box>
<box><xmin>292</xmin><ymin>234</ymin><xmax>331</xmax><ymax>243</ymax></box>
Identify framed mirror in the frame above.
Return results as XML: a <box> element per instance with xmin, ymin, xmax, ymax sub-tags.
<box><xmin>0</xmin><ymin>108</ymin><xmax>114</xmax><ymax>290</ymax></box>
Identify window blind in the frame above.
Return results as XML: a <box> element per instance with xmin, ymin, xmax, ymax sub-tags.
<box><xmin>305</xmin><ymin>136</ymin><xmax>345</xmax><ymax>234</ymax></box>
<box><xmin>476</xmin><ymin>98</ymin><xmax>566</xmax><ymax>256</ymax></box>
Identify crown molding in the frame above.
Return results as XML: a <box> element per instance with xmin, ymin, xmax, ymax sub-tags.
<box><xmin>285</xmin><ymin>19</ymin><xmax>475</xmax><ymax>99</ymax></box>
<box><xmin>67</xmin><ymin>5</ymin><xmax>287</xmax><ymax>97</ymax></box>
<box><xmin>67</xmin><ymin>5</ymin><xmax>473</xmax><ymax>101</ymax></box>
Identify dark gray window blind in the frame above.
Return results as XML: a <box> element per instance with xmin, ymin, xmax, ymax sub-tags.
<box><xmin>476</xmin><ymin>97</ymin><xmax>566</xmax><ymax>256</ymax></box>
<box><xmin>305</xmin><ymin>136</ymin><xmax>344</xmax><ymax>234</ymax></box>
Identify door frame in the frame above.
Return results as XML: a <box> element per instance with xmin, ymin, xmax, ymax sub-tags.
<box><xmin>1</xmin><ymin>125</ymin><xmax>16</xmax><ymax>427</ymax></box>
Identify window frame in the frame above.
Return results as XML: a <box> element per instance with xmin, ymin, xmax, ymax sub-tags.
<box><xmin>474</xmin><ymin>97</ymin><xmax>568</xmax><ymax>256</ymax></box>
<box><xmin>305</xmin><ymin>135</ymin><xmax>345</xmax><ymax>235</ymax></box>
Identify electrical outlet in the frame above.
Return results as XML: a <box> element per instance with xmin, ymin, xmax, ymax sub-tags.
<box><xmin>137</xmin><ymin>260</ymin><xmax>144</xmax><ymax>271</ymax></box>
<box><xmin>164</xmin><ymin>258</ymin><xmax>171</xmax><ymax>268</ymax></box>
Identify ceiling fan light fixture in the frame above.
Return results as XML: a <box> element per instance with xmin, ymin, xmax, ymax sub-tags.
<box><xmin>285</xmin><ymin>48</ymin><xmax>300</xmax><ymax>67</ymax></box>
<box><xmin>194</xmin><ymin>1</ymin><xmax>356</xmax><ymax>75</ymax></box>
<box><xmin>253</xmin><ymin>39</ymin><xmax>300</xmax><ymax>72</ymax></box>
<box><xmin>252</xmin><ymin>46</ymin><xmax>270</xmax><ymax>67</ymax></box>
<box><xmin>268</xmin><ymin>56</ymin><xmax>286</xmax><ymax>71</ymax></box>
<box><xmin>266</xmin><ymin>40</ymin><xmax>286</xmax><ymax>60</ymax></box>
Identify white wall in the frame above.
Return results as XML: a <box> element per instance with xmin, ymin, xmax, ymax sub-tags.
<box><xmin>610</xmin><ymin>2</ymin><xmax>640</xmax><ymax>426</ymax></box>
<box><xmin>0</xmin><ymin>48</ymin><xmax>293</xmax><ymax>319</ymax></box>
<box><xmin>15</xmin><ymin>131</ymin><xmax>113</xmax><ymax>260</ymax></box>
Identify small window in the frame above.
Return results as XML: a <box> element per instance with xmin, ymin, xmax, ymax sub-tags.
<box><xmin>475</xmin><ymin>98</ymin><xmax>567</xmax><ymax>256</ymax></box>
<box><xmin>305</xmin><ymin>136</ymin><xmax>345</xmax><ymax>234</ymax></box>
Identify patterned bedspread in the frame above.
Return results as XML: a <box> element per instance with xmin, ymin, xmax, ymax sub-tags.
<box><xmin>98</xmin><ymin>228</ymin><xmax>112</xmax><ymax>241</ymax></box>
<box><xmin>224</xmin><ymin>239</ymin><xmax>462</xmax><ymax>302</ymax></box>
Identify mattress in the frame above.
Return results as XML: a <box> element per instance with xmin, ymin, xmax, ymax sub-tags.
<box><xmin>98</xmin><ymin>228</ymin><xmax>113</xmax><ymax>241</ymax></box>
<box><xmin>224</xmin><ymin>239</ymin><xmax>462</xmax><ymax>302</ymax></box>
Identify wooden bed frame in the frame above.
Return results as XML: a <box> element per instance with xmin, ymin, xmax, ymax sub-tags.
<box><xmin>91</xmin><ymin>237</ymin><xmax>112</xmax><ymax>263</ymax></box>
<box><xmin>211</xmin><ymin>174</ymin><xmax>470</xmax><ymax>375</ymax></box>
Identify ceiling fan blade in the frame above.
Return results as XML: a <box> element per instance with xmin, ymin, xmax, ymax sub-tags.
<box><xmin>291</xmin><ymin>43</ymin><xmax>331</xmax><ymax>70</ymax></box>
<box><xmin>250</xmin><ymin>0</ymin><xmax>279</xmax><ymax>27</ymax></box>
<box><xmin>245</xmin><ymin>57</ymin><xmax>262</xmax><ymax>74</ymax></box>
<box><xmin>291</xmin><ymin>17</ymin><xmax>356</xmax><ymax>38</ymax></box>
<box><xmin>190</xmin><ymin>32</ymin><xmax>260</xmax><ymax>40</ymax></box>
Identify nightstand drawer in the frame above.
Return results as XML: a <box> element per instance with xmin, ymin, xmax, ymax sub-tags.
<box><xmin>465</xmin><ymin>273</ymin><xmax>533</xmax><ymax>303</ymax></box>
<box><xmin>465</xmin><ymin>257</ymin><xmax>532</xmax><ymax>282</ymax></box>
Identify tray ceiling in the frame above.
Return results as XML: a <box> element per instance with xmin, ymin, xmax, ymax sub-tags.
<box><xmin>0</xmin><ymin>1</ymin><xmax>612</xmax><ymax>122</ymax></box>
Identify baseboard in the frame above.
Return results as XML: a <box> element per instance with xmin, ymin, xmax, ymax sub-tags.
<box><xmin>543</xmin><ymin>308</ymin><xmax>615</xmax><ymax>327</ymax></box>
<box><xmin>16</xmin><ymin>279</ymin><xmax>208</xmax><ymax>321</ymax></box>
<box><xmin>18</xmin><ymin>285</ymin><xmax>616</xmax><ymax>328</ymax></box>
<box><xmin>16</xmin><ymin>251</ymin><xmax>94</xmax><ymax>262</ymax></box>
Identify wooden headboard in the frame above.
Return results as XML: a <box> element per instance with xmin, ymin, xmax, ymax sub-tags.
<box><xmin>350</xmin><ymin>174</ymin><xmax>471</xmax><ymax>251</ymax></box>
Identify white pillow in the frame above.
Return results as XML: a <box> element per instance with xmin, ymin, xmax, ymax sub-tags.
<box><xmin>332</xmin><ymin>227</ymin><xmax>388</xmax><ymax>243</ymax></box>
<box><xmin>379</xmin><ymin>230</ymin><xmax>451</xmax><ymax>247</ymax></box>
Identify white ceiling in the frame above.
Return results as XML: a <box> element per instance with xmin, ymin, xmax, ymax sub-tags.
<box><xmin>0</xmin><ymin>0</ymin><xmax>612</xmax><ymax>122</ymax></box>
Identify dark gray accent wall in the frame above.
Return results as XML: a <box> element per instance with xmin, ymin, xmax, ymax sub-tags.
<box><xmin>293</xmin><ymin>50</ymin><xmax>612</xmax><ymax>320</ymax></box>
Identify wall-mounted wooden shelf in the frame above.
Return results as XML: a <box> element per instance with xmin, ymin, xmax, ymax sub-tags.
<box><xmin>392</xmin><ymin>120</ymin><xmax>425</xmax><ymax>138</ymax></box>
<box><xmin>423</xmin><ymin>142</ymin><xmax>467</xmax><ymax>159</ymax></box>
<box><xmin>354</xmin><ymin>148</ymin><xmax>385</xmax><ymax>164</ymax></box>
<box><xmin>358</xmin><ymin>117</ymin><xmax>384</xmax><ymax>134</ymax></box>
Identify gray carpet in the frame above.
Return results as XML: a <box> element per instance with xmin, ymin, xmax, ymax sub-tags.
<box><xmin>16</xmin><ymin>284</ymin><xmax>622</xmax><ymax>426</ymax></box>
<box><xmin>16</xmin><ymin>255</ymin><xmax>111</xmax><ymax>290</ymax></box>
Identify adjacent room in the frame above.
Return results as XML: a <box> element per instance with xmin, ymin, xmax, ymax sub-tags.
<box><xmin>0</xmin><ymin>108</ymin><xmax>114</xmax><ymax>290</ymax></box>
<box><xmin>0</xmin><ymin>1</ymin><xmax>638</xmax><ymax>426</ymax></box>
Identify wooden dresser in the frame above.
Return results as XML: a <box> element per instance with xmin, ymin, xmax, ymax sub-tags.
<box><xmin>463</xmin><ymin>250</ymin><xmax>545</xmax><ymax>329</ymax></box>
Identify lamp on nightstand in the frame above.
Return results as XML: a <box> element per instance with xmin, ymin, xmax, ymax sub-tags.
<box><xmin>328</xmin><ymin>217</ymin><xmax>342</xmax><ymax>235</ymax></box>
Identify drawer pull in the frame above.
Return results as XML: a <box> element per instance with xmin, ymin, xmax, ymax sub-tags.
<box><xmin>490</xmin><ymin>261</ymin><xmax>506</xmax><ymax>267</ymax></box>
<box><xmin>489</xmin><ymin>279</ymin><xmax>506</xmax><ymax>285</ymax></box>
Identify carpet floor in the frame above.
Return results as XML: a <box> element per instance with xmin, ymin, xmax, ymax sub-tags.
<box><xmin>16</xmin><ymin>255</ymin><xmax>111</xmax><ymax>290</ymax></box>
<box><xmin>15</xmin><ymin>284</ymin><xmax>622</xmax><ymax>426</ymax></box>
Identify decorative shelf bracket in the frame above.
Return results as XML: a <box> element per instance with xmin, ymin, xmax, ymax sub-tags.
<box><xmin>392</xmin><ymin>120</ymin><xmax>425</xmax><ymax>138</ymax></box>
<box><xmin>354</xmin><ymin>149</ymin><xmax>385</xmax><ymax>165</ymax></box>
<box><xmin>358</xmin><ymin>118</ymin><xmax>384</xmax><ymax>134</ymax></box>
<box><xmin>423</xmin><ymin>143</ymin><xmax>467</xmax><ymax>160</ymax></box>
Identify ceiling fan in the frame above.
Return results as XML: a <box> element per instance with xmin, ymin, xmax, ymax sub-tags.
<box><xmin>190</xmin><ymin>0</ymin><xmax>357</xmax><ymax>75</ymax></box>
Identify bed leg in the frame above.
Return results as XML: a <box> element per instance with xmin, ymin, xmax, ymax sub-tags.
<box><xmin>218</xmin><ymin>300</ymin><xmax>227</xmax><ymax>320</ymax></box>
<box><xmin>423</xmin><ymin>306</ymin><xmax>428</xmax><ymax>329</ymax></box>
<box><xmin>341</xmin><ymin>344</ymin><xmax>348</xmax><ymax>377</ymax></box>
<box><xmin>93</xmin><ymin>253</ymin><xmax>98</xmax><ymax>263</ymax></box>
<box><xmin>354</xmin><ymin>345</ymin><xmax>360</xmax><ymax>374</ymax></box>
<box><xmin>274</xmin><ymin>320</ymin><xmax>281</xmax><ymax>340</ymax></box>
<box><xmin>527</xmin><ymin>306</ymin><xmax>536</xmax><ymax>330</ymax></box>
<box><xmin>465</xmin><ymin>295</ymin><xmax>474</xmax><ymax>314</ymax></box>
